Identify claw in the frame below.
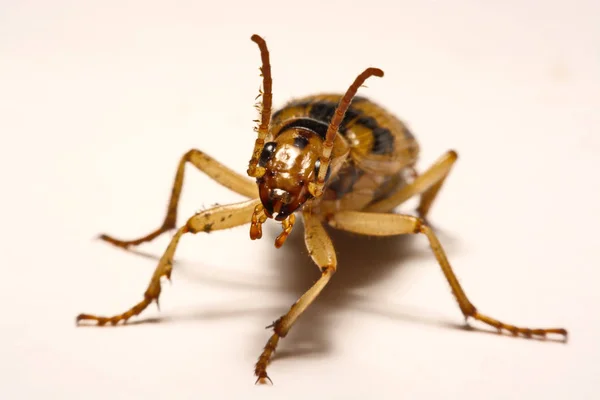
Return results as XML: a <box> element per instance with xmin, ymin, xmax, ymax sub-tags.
<box><xmin>75</xmin><ymin>314</ymin><xmax>86</xmax><ymax>325</ymax></box>
<box><xmin>255</xmin><ymin>374</ymin><xmax>273</xmax><ymax>385</ymax></box>
<box><xmin>97</xmin><ymin>233</ymin><xmax>130</xmax><ymax>249</ymax></box>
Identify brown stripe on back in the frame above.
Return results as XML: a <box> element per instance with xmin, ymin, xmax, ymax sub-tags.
<box><xmin>353</xmin><ymin>116</ymin><xmax>395</xmax><ymax>155</ymax></box>
<box><xmin>278</xmin><ymin>118</ymin><xmax>329</xmax><ymax>140</ymax></box>
<box><xmin>271</xmin><ymin>95</ymin><xmax>399</xmax><ymax>156</ymax></box>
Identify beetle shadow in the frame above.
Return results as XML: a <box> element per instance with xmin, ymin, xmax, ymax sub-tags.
<box><xmin>254</xmin><ymin>221</ymin><xmax>565</xmax><ymax>361</ymax></box>
<box><xmin>107</xmin><ymin>218</ymin><xmax>563</xmax><ymax>364</ymax></box>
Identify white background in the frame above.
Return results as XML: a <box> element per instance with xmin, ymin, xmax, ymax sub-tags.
<box><xmin>1</xmin><ymin>1</ymin><xmax>599</xmax><ymax>399</ymax></box>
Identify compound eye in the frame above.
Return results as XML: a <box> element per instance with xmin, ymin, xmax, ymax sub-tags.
<box><xmin>258</xmin><ymin>142</ymin><xmax>277</xmax><ymax>167</ymax></box>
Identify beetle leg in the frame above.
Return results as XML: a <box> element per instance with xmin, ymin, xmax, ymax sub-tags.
<box><xmin>100</xmin><ymin>149</ymin><xmax>258</xmax><ymax>248</ymax></box>
<box><xmin>77</xmin><ymin>199</ymin><xmax>260</xmax><ymax>326</ymax></box>
<box><xmin>365</xmin><ymin>150</ymin><xmax>457</xmax><ymax>217</ymax></box>
<box><xmin>255</xmin><ymin>210</ymin><xmax>337</xmax><ymax>384</ymax></box>
<box><xmin>328</xmin><ymin>211</ymin><xmax>568</xmax><ymax>339</ymax></box>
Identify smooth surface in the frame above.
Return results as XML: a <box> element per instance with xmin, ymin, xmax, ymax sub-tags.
<box><xmin>1</xmin><ymin>1</ymin><xmax>599</xmax><ymax>399</ymax></box>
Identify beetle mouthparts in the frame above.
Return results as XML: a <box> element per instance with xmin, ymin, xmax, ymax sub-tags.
<box><xmin>274</xmin><ymin>213</ymin><xmax>295</xmax><ymax>248</ymax></box>
<box><xmin>250</xmin><ymin>204</ymin><xmax>267</xmax><ymax>240</ymax></box>
<box><xmin>250</xmin><ymin>203</ymin><xmax>296</xmax><ymax>248</ymax></box>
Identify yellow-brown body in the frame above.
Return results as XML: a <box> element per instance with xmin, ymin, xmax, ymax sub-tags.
<box><xmin>77</xmin><ymin>34</ymin><xmax>567</xmax><ymax>386</ymax></box>
<box><xmin>268</xmin><ymin>94</ymin><xmax>419</xmax><ymax>217</ymax></box>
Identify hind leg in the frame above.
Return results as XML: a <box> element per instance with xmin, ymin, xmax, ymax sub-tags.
<box><xmin>365</xmin><ymin>150</ymin><xmax>457</xmax><ymax>218</ymax></box>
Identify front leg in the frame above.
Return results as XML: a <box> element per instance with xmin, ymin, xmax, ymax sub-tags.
<box><xmin>328</xmin><ymin>211</ymin><xmax>568</xmax><ymax>339</ymax></box>
<box><xmin>254</xmin><ymin>210</ymin><xmax>337</xmax><ymax>384</ymax></box>
<box><xmin>101</xmin><ymin>149</ymin><xmax>258</xmax><ymax>249</ymax></box>
<box><xmin>77</xmin><ymin>198</ymin><xmax>260</xmax><ymax>326</ymax></box>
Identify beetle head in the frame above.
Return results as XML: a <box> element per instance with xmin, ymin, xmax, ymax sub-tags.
<box><xmin>255</xmin><ymin>128</ymin><xmax>328</xmax><ymax>221</ymax></box>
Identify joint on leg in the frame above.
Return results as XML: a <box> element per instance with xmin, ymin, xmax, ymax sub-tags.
<box><xmin>414</xmin><ymin>217</ymin><xmax>425</xmax><ymax>234</ymax></box>
<box><xmin>414</xmin><ymin>217</ymin><xmax>433</xmax><ymax>238</ymax></box>
<box><xmin>184</xmin><ymin>217</ymin><xmax>200</xmax><ymax>234</ymax></box>
<box><xmin>267</xmin><ymin>317</ymin><xmax>286</xmax><ymax>337</ymax></box>
<box><xmin>269</xmin><ymin>312</ymin><xmax>293</xmax><ymax>339</ymax></box>
<box><xmin>183</xmin><ymin>148</ymin><xmax>203</xmax><ymax>161</ymax></box>
<box><xmin>320</xmin><ymin>264</ymin><xmax>337</xmax><ymax>275</ymax></box>
<box><xmin>273</xmin><ymin>264</ymin><xmax>336</xmax><ymax>339</ymax></box>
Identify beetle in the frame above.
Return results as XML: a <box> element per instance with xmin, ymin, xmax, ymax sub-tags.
<box><xmin>76</xmin><ymin>34</ymin><xmax>568</xmax><ymax>384</ymax></box>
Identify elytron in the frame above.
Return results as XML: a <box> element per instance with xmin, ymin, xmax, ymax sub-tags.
<box><xmin>77</xmin><ymin>34</ymin><xmax>568</xmax><ymax>384</ymax></box>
